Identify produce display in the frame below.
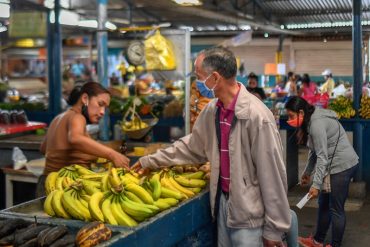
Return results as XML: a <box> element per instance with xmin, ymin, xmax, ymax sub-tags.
<box><xmin>328</xmin><ymin>96</ymin><xmax>356</xmax><ymax>119</ymax></box>
<box><xmin>0</xmin><ymin>218</ymin><xmax>112</xmax><ymax>247</ymax></box>
<box><xmin>359</xmin><ymin>95</ymin><xmax>370</xmax><ymax>119</ymax></box>
<box><xmin>43</xmin><ymin>164</ymin><xmax>209</xmax><ymax>226</ymax></box>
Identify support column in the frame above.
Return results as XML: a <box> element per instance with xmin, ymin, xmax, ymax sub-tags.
<box><xmin>48</xmin><ymin>0</ymin><xmax>62</xmax><ymax>117</ymax></box>
<box><xmin>97</xmin><ymin>0</ymin><xmax>110</xmax><ymax>141</ymax></box>
<box><xmin>352</xmin><ymin>0</ymin><xmax>363</xmax><ymax>181</ymax></box>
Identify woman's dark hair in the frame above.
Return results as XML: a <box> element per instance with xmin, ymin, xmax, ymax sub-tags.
<box><xmin>285</xmin><ymin>96</ymin><xmax>315</xmax><ymax>145</ymax></box>
<box><xmin>67</xmin><ymin>81</ymin><xmax>110</xmax><ymax>105</ymax></box>
<box><xmin>302</xmin><ymin>73</ymin><xmax>311</xmax><ymax>86</ymax></box>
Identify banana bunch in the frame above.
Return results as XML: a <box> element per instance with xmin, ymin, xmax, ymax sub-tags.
<box><xmin>329</xmin><ymin>96</ymin><xmax>356</xmax><ymax>119</ymax></box>
<box><xmin>360</xmin><ymin>95</ymin><xmax>370</xmax><ymax>119</ymax></box>
<box><xmin>44</xmin><ymin>164</ymin><xmax>208</xmax><ymax>226</ymax></box>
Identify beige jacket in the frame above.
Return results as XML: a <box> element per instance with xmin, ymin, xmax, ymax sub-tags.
<box><xmin>139</xmin><ymin>86</ymin><xmax>291</xmax><ymax>240</ymax></box>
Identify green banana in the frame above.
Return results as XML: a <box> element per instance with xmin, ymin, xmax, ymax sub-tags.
<box><xmin>160</xmin><ymin>187</ymin><xmax>184</xmax><ymax>200</ymax></box>
<box><xmin>61</xmin><ymin>189</ymin><xmax>88</xmax><ymax>221</ymax></box>
<box><xmin>119</xmin><ymin>195</ymin><xmax>154</xmax><ymax>219</ymax></box>
<box><xmin>181</xmin><ymin>171</ymin><xmax>205</xmax><ymax>179</ymax></box>
<box><xmin>124</xmin><ymin>191</ymin><xmax>144</xmax><ymax>204</ymax></box>
<box><xmin>125</xmin><ymin>183</ymin><xmax>154</xmax><ymax>204</ymax></box>
<box><xmin>158</xmin><ymin>197</ymin><xmax>179</xmax><ymax>206</ymax></box>
<box><xmin>110</xmin><ymin>196</ymin><xmax>138</xmax><ymax>227</ymax></box>
<box><xmin>74</xmin><ymin>164</ymin><xmax>95</xmax><ymax>175</ymax></box>
<box><xmin>153</xmin><ymin>200</ymin><xmax>171</xmax><ymax>211</ymax></box>
<box><xmin>149</xmin><ymin>173</ymin><xmax>161</xmax><ymax>201</ymax></box>
<box><xmin>82</xmin><ymin>180</ymin><xmax>101</xmax><ymax>195</ymax></box>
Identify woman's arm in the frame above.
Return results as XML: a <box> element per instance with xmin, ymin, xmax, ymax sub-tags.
<box><xmin>40</xmin><ymin>137</ymin><xmax>47</xmax><ymax>155</ymax></box>
<box><xmin>68</xmin><ymin>114</ymin><xmax>129</xmax><ymax>168</ymax></box>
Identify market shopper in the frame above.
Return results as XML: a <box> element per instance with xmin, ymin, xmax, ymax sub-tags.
<box><xmin>299</xmin><ymin>73</ymin><xmax>317</xmax><ymax>98</ymax></box>
<box><xmin>320</xmin><ymin>69</ymin><xmax>335</xmax><ymax>96</ymax></box>
<box><xmin>132</xmin><ymin>47</ymin><xmax>291</xmax><ymax>247</ymax></box>
<box><xmin>38</xmin><ymin>82</ymin><xmax>130</xmax><ymax>195</ymax></box>
<box><xmin>246</xmin><ymin>72</ymin><xmax>266</xmax><ymax>100</ymax></box>
<box><xmin>285</xmin><ymin>96</ymin><xmax>359</xmax><ymax>247</ymax></box>
<box><xmin>284</xmin><ymin>72</ymin><xmax>297</xmax><ymax>97</ymax></box>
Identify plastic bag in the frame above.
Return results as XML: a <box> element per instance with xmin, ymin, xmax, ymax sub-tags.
<box><xmin>302</xmin><ymin>93</ymin><xmax>330</xmax><ymax>108</ymax></box>
<box><xmin>12</xmin><ymin>146</ymin><xmax>27</xmax><ymax>170</ymax></box>
<box><xmin>144</xmin><ymin>30</ymin><xmax>176</xmax><ymax>70</ymax></box>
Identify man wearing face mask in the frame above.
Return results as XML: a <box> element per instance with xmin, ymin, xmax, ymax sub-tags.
<box><xmin>132</xmin><ymin>47</ymin><xmax>291</xmax><ymax>247</ymax></box>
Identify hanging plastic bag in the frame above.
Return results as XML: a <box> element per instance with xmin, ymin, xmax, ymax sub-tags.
<box><xmin>12</xmin><ymin>146</ymin><xmax>28</xmax><ymax>170</ymax></box>
<box><xmin>144</xmin><ymin>30</ymin><xmax>176</xmax><ymax>70</ymax></box>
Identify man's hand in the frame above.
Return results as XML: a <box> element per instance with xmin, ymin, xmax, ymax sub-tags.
<box><xmin>263</xmin><ymin>237</ymin><xmax>284</xmax><ymax>247</ymax></box>
<box><xmin>308</xmin><ymin>187</ymin><xmax>319</xmax><ymax>199</ymax></box>
<box><xmin>131</xmin><ymin>161</ymin><xmax>150</xmax><ymax>176</ymax></box>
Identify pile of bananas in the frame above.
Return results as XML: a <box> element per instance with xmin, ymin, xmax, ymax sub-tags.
<box><xmin>0</xmin><ymin>218</ymin><xmax>76</xmax><ymax>247</ymax></box>
<box><xmin>359</xmin><ymin>95</ymin><xmax>370</xmax><ymax>119</ymax></box>
<box><xmin>329</xmin><ymin>96</ymin><xmax>356</xmax><ymax>119</ymax></box>
<box><xmin>44</xmin><ymin>163</ymin><xmax>209</xmax><ymax>227</ymax></box>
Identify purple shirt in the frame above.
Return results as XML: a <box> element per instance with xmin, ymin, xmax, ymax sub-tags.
<box><xmin>216</xmin><ymin>86</ymin><xmax>240</xmax><ymax>193</ymax></box>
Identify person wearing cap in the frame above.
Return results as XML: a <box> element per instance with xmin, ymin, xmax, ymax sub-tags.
<box><xmin>247</xmin><ymin>72</ymin><xmax>267</xmax><ymax>100</ymax></box>
<box><xmin>320</xmin><ymin>69</ymin><xmax>335</xmax><ymax>96</ymax></box>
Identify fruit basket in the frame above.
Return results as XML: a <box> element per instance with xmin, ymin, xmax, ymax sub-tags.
<box><xmin>121</xmin><ymin>117</ymin><xmax>158</xmax><ymax>140</ymax></box>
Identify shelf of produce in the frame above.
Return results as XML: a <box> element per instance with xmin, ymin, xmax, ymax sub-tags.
<box><xmin>0</xmin><ymin>122</ymin><xmax>47</xmax><ymax>136</ymax></box>
<box><xmin>0</xmin><ymin>190</ymin><xmax>213</xmax><ymax>247</ymax></box>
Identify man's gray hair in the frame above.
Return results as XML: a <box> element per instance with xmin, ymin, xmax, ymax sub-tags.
<box><xmin>200</xmin><ymin>47</ymin><xmax>237</xmax><ymax>79</ymax></box>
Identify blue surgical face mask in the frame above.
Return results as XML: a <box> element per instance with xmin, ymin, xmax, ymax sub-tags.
<box><xmin>196</xmin><ymin>74</ymin><xmax>216</xmax><ymax>98</ymax></box>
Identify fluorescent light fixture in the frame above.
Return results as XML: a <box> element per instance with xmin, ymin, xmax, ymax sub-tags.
<box><xmin>158</xmin><ymin>22</ymin><xmax>171</xmax><ymax>28</ymax></box>
<box><xmin>105</xmin><ymin>21</ymin><xmax>117</xmax><ymax>30</ymax></box>
<box><xmin>239</xmin><ymin>25</ymin><xmax>251</xmax><ymax>30</ymax></box>
<box><xmin>78</xmin><ymin>20</ymin><xmax>117</xmax><ymax>30</ymax></box>
<box><xmin>172</xmin><ymin>0</ymin><xmax>202</xmax><ymax>6</ymax></box>
<box><xmin>280</xmin><ymin>25</ymin><xmax>285</xmax><ymax>29</ymax></box>
<box><xmin>44</xmin><ymin>0</ymin><xmax>70</xmax><ymax>9</ymax></box>
<box><xmin>49</xmin><ymin>10</ymin><xmax>79</xmax><ymax>25</ymax></box>
<box><xmin>286</xmin><ymin>20</ymin><xmax>362</xmax><ymax>29</ymax></box>
<box><xmin>264</xmin><ymin>32</ymin><xmax>269</xmax><ymax>38</ymax></box>
<box><xmin>179</xmin><ymin>25</ymin><xmax>194</xmax><ymax>31</ymax></box>
<box><xmin>0</xmin><ymin>3</ymin><xmax>10</xmax><ymax>18</ymax></box>
<box><xmin>78</xmin><ymin>20</ymin><xmax>98</xmax><ymax>28</ymax></box>
<box><xmin>0</xmin><ymin>26</ymin><xmax>6</xmax><ymax>32</ymax></box>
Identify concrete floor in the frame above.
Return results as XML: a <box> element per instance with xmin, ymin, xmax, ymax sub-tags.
<box><xmin>291</xmin><ymin>146</ymin><xmax>369</xmax><ymax>246</ymax></box>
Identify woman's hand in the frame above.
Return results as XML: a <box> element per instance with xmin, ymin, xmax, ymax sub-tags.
<box><xmin>308</xmin><ymin>187</ymin><xmax>319</xmax><ymax>199</ymax></box>
<box><xmin>110</xmin><ymin>151</ymin><xmax>130</xmax><ymax>170</ymax></box>
<box><xmin>131</xmin><ymin>161</ymin><xmax>151</xmax><ymax>176</ymax></box>
<box><xmin>300</xmin><ymin>174</ymin><xmax>311</xmax><ymax>187</ymax></box>
<box><xmin>263</xmin><ymin>238</ymin><xmax>284</xmax><ymax>247</ymax></box>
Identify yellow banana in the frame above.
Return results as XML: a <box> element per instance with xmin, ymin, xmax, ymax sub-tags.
<box><xmin>88</xmin><ymin>192</ymin><xmax>105</xmax><ymax>222</ymax></box>
<box><xmin>101</xmin><ymin>173</ymin><xmax>111</xmax><ymax>192</ymax></box>
<box><xmin>45</xmin><ymin>172</ymin><xmax>59</xmax><ymax>195</ymax></box>
<box><xmin>51</xmin><ymin>190</ymin><xmax>71</xmax><ymax>219</ymax></box>
<box><xmin>181</xmin><ymin>171</ymin><xmax>205</xmax><ymax>179</ymax></box>
<box><xmin>149</xmin><ymin>173</ymin><xmax>161</xmax><ymax>201</ymax></box>
<box><xmin>110</xmin><ymin>195</ymin><xmax>138</xmax><ymax>227</ymax></box>
<box><xmin>159</xmin><ymin>197</ymin><xmax>179</xmax><ymax>206</ymax></box>
<box><xmin>168</xmin><ymin>176</ymin><xmax>195</xmax><ymax>198</ymax></box>
<box><xmin>125</xmin><ymin>191</ymin><xmax>144</xmax><ymax>204</ymax></box>
<box><xmin>160</xmin><ymin>187</ymin><xmax>184</xmax><ymax>200</ymax></box>
<box><xmin>124</xmin><ymin>183</ymin><xmax>154</xmax><ymax>205</ymax></box>
<box><xmin>82</xmin><ymin>180</ymin><xmax>101</xmax><ymax>195</ymax></box>
<box><xmin>74</xmin><ymin>164</ymin><xmax>95</xmax><ymax>175</ymax></box>
<box><xmin>153</xmin><ymin>199</ymin><xmax>171</xmax><ymax>211</ymax></box>
<box><xmin>124</xmin><ymin>173</ymin><xmax>140</xmax><ymax>184</ymax></box>
<box><xmin>55</xmin><ymin>177</ymin><xmax>64</xmax><ymax>191</ymax></box>
<box><xmin>160</xmin><ymin>176</ymin><xmax>187</xmax><ymax>199</ymax></box>
<box><xmin>173</xmin><ymin>175</ymin><xmax>206</xmax><ymax>188</ymax></box>
<box><xmin>120</xmin><ymin>174</ymin><xmax>137</xmax><ymax>186</ymax></box>
<box><xmin>101</xmin><ymin>195</ymin><xmax>118</xmax><ymax>225</ymax></box>
<box><xmin>79</xmin><ymin>173</ymin><xmax>106</xmax><ymax>181</ymax></box>
<box><xmin>187</xmin><ymin>187</ymin><xmax>202</xmax><ymax>193</ymax></box>
<box><xmin>62</xmin><ymin>176</ymin><xmax>74</xmax><ymax>189</ymax></box>
<box><xmin>43</xmin><ymin>190</ymin><xmax>56</xmax><ymax>216</ymax></box>
<box><xmin>109</xmin><ymin>168</ymin><xmax>122</xmax><ymax>189</ymax></box>
<box><xmin>61</xmin><ymin>189</ymin><xmax>88</xmax><ymax>221</ymax></box>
